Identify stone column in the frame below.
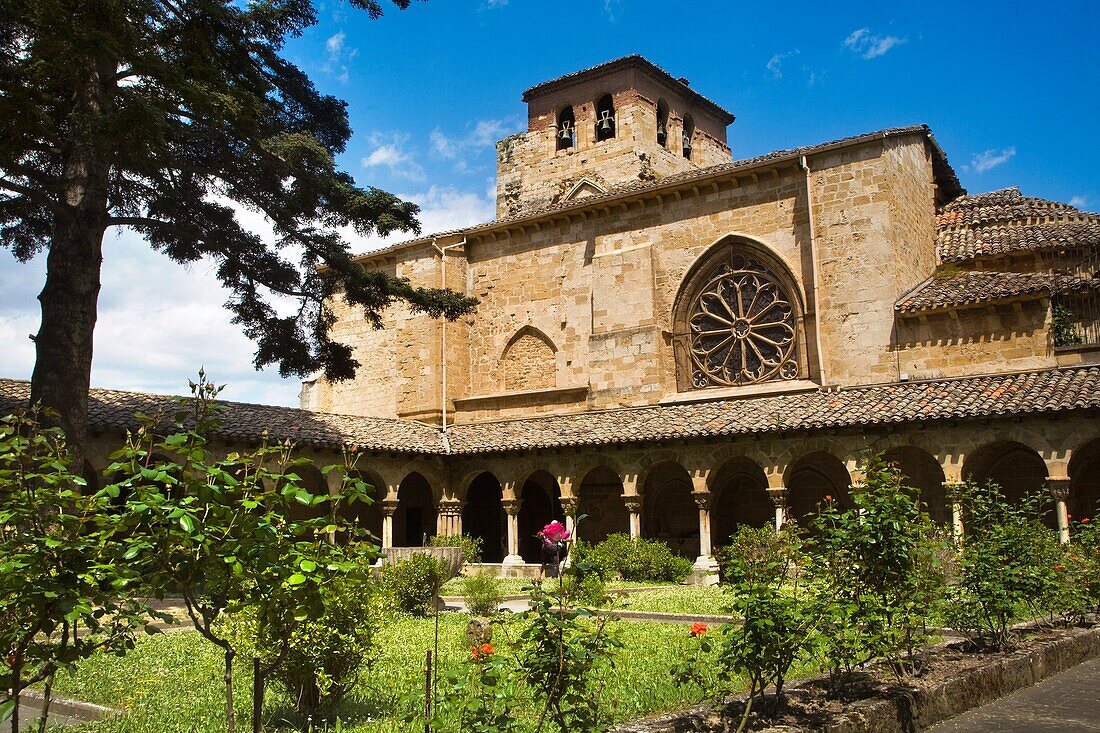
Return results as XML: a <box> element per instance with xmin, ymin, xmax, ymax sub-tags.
<box><xmin>622</xmin><ymin>495</ymin><xmax>642</xmax><ymax>539</ymax></box>
<box><xmin>560</xmin><ymin>495</ymin><xmax>579</xmax><ymax>542</ymax></box>
<box><xmin>691</xmin><ymin>491</ymin><xmax>720</xmax><ymax>585</ymax></box>
<box><xmin>1049</xmin><ymin>479</ymin><xmax>1072</xmax><ymax>544</ymax></box>
<box><xmin>438</xmin><ymin>498</ymin><xmax>464</xmax><ymax>537</ymax></box>
<box><xmin>943</xmin><ymin>482</ymin><xmax>965</xmax><ymax>543</ymax></box>
<box><xmin>380</xmin><ymin>499</ymin><xmax>400</xmax><ymax>550</ymax></box>
<box><xmin>767</xmin><ymin>487</ymin><xmax>789</xmax><ymax>532</ymax></box>
<box><xmin>501</xmin><ymin>498</ymin><xmax>523</xmax><ymax>570</ymax></box>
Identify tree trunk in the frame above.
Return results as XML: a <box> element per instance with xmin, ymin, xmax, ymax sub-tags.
<box><xmin>224</xmin><ymin>647</ymin><xmax>237</xmax><ymax>733</ymax></box>
<box><xmin>9</xmin><ymin>660</ymin><xmax>21</xmax><ymax>733</ymax></box>
<box><xmin>252</xmin><ymin>657</ymin><xmax>263</xmax><ymax>733</ymax></box>
<box><xmin>29</xmin><ymin>59</ymin><xmax>112</xmax><ymax>467</ymax></box>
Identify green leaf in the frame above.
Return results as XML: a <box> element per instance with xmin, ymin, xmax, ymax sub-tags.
<box><xmin>287</xmin><ymin>573</ymin><xmax>307</xmax><ymax>586</ymax></box>
<box><xmin>178</xmin><ymin>515</ymin><xmax>195</xmax><ymax>533</ymax></box>
<box><xmin>299</xmin><ymin>559</ymin><xmax>317</xmax><ymax>572</ymax></box>
<box><xmin>0</xmin><ymin>698</ymin><xmax>14</xmax><ymax>723</ymax></box>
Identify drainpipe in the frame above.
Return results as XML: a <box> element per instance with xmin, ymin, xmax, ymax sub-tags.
<box><xmin>431</xmin><ymin>238</ymin><xmax>467</xmax><ymax>432</ymax></box>
<box><xmin>800</xmin><ymin>155</ymin><xmax>827</xmax><ymax>384</ymax></box>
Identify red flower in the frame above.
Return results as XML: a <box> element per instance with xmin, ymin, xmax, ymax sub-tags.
<box><xmin>690</xmin><ymin>622</ymin><xmax>708</xmax><ymax>637</ymax></box>
<box><xmin>1055</xmin><ymin>564</ymin><xmax>1066</xmax><ymax>570</ymax></box>
<box><xmin>1083</xmin><ymin>518</ymin><xmax>1091</xmax><ymax>524</ymax></box>
<box><xmin>824</xmin><ymin>495</ymin><xmax>833</xmax><ymax>502</ymax></box>
<box><xmin>480</xmin><ymin>643</ymin><xmax>494</xmax><ymax>656</ymax></box>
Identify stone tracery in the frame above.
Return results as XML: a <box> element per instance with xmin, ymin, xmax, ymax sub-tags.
<box><xmin>687</xmin><ymin>254</ymin><xmax>799</xmax><ymax>388</ymax></box>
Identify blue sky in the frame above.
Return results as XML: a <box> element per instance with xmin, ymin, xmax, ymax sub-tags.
<box><xmin>1</xmin><ymin>0</ymin><xmax>1097</xmax><ymax>406</ymax></box>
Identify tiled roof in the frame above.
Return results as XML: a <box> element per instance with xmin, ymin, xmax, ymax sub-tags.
<box><xmin>521</xmin><ymin>55</ymin><xmax>735</xmax><ymax>124</ymax></box>
<box><xmin>2</xmin><ymin>368</ymin><xmax>1098</xmax><ymax>456</ymax></box>
<box><xmin>896</xmin><ymin>271</ymin><xmax>1100</xmax><ymax>313</ymax></box>
<box><xmin>0</xmin><ymin>379</ymin><xmax>445</xmax><ymax>455</ymax></box>
<box><xmin>354</xmin><ymin>125</ymin><xmax>963</xmax><ymax>262</ymax></box>
<box><xmin>937</xmin><ymin>188</ymin><xmax>1100</xmax><ymax>262</ymax></box>
<box><xmin>444</xmin><ymin>367</ymin><xmax>1100</xmax><ymax>454</ymax></box>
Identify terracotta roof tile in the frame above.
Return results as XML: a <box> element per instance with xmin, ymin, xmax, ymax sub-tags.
<box><xmin>936</xmin><ymin>187</ymin><xmax>1100</xmax><ymax>262</ymax></box>
<box><xmin>0</xmin><ymin>380</ymin><xmax>446</xmax><ymax>455</ymax></box>
<box><xmin>896</xmin><ymin>269</ymin><xmax>1100</xmax><ymax>314</ymax></box>
<box><xmin>443</xmin><ymin>367</ymin><xmax>1100</xmax><ymax>454</ymax></box>
<box><xmin>5</xmin><ymin>367</ymin><xmax>1096</xmax><ymax>457</ymax></box>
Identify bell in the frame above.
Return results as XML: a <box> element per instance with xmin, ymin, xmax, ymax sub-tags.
<box><xmin>598</xmin><ymin>110</ymin><xmax>614</xmax><ymax>131</ymax></box>
<box><xmin>559</xmin><ymin>124</ymin><xmax>573</xmax><ymax>140</ymax></box>
<box><xmin>657</xmin><ymin>122</ymin><xmax>667</xmax><ymax>144</ymax></box>
<box><xmin>682</xmin><ymin>135</ymin><xmax>693</xmax><ymax>152</ymax></box>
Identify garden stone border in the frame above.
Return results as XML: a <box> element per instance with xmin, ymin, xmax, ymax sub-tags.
<box><xmin>613</xmin><ymin>625</ymin><xmax>1100</xmax><ymax>733</ymax></box>
<box><xmin>18</xmin><ymin>690</ymin><xmax>119</xmax><ymax>726</ymax></box>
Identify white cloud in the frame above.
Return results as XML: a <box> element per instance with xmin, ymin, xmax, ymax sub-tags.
<box><xmin>346</xmin><ymin>184</ymin><xmax>496</xmax><ymax>255</ymax></box>
<box><xmin>0</xmin><ymin>230</ymin><xmax>302</xmax><ymax>407</ymax></box>
<box><xmin>486</xmin><ymin>0</ymin><xmax>508</xmax><ymax>6</ymax></box>
<box><xmin>766</xmin><ymin>50</ymin><xmax>798</xmax><ymax>79</ymax></box>
<box><xmin>430</xmin><ymin>119</ymin><xmax>514</xmax><ymax>172</ymax></box>
<box><xmin>843</xmin><ymin>27</ymin><xmax>907</xmax><ymax>59</ymax></box>
<box><xmin>361</xmin><ymin>133</ymin><xmax>426</xmax><ymax>182</ymax></box>
<box><xmin>325</xmin><ymin>31</ymin><xmax>345</xmax><ymax>63</ymax></box>
<box><xmin>1069</xmin><ymin>195</ymin><xmax>1088</xmax><ymax>208</ymax></box>
<box><xmin>969</xmin><ymin>147</ymin><xmax>1016</xmax><ymax>174</ymax></box>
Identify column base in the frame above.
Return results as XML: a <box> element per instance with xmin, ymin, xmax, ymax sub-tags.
<box><xmin>501</xmin><ymin>554</ymin><xmax>526</xmax><ymax>577</ymax></box>
<box><xmin>692</xmin><ymin>555</ymin><xmax>720</xmax><ymax>586</ymax></box>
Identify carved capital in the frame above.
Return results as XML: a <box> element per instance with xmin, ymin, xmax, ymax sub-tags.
<box><xmin>380</xmin><ymin>499</ymin><xmax>400</xmax><ymax>517</ymax></box>
<box><xmin>766</xmin><ymin>487</ymin><xmax>789</xmax><ymax>509</ymax></box>
<box><xmin>501</xmin><ymin>498</ymin><xmax>522</xmax><ymax>516</ymax></box>
<box><xmin>559</xmin><ymin>496</ymin><xmax>579</xmax><ymax>515</ymax></box>
<box><xmin>691</xmin><ymin>490</ymin><xmax>712</xmax><ymax>511</ymax></box>
<box><xmin>1048</xmin><ymin>478</ymin><xmax>1072</xmax><ymax>502</ymax></box>
<box><xmin>621</xmin><ymin>495</ymin><xmax>643</xmax><ymax>514</ymax></box>
<box><xmin>439</xmin><ymin>498</ymin><xmax>465</xmax><ymax>517</ymax></box>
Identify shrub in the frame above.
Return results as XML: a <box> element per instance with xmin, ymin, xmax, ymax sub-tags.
<box><xmin>1065</xmin><ymin>515</ymin><xmax>1100</xmax><ymax>618</ymax></box>
<box><xmin>561</xmin><ymin>570</ymin><xmax>609</xmax><ymax>608</ymax></box>
<box><xmin>807</xmin><ymin>454</ymin><xmax>945</xmax><ymax>687</ymax></box>
<box><xmin>430</xmin><ymin>533</ymin><xmax>484</xmax><ymax>565</ymax></box>
<box><xmin>463</xmin><ymin>572</ymin><xmax>504</xmax><ymax>616</ymax></box>
<box><xmin>575</xmin><ymin>534</ymin><xmax>693</xmax><ymax>583</ymax></box>
<box><xmin>715</xmin><ymin>526</ymin><xmax>813</xmax><ymax>717</ymax></box>
<box><xmin>273</xmin><ymin>576</ymin><xmax>385</xmax><ymax>718</ymax></box>
<box><xmin>380</xmin><ymin>553</ymin><xmax>445</xmax><ymax>617</ymax></box>
<box><xmin>944</xmin><ymin>480</ymin><xmax>1063</xmax><ymax>649</ymax></box>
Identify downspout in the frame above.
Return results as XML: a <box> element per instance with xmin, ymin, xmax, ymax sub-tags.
<box><xmin>799</xmin><ymin>155</ymin><xmax>827</xmax><ymax>384</ymax></box>
<box><xmin>431</xmin><ymin>238</ymin><xmax>467</xmax><ymax>433</ymax></box>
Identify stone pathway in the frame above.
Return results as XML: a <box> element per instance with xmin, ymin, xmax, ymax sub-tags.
<box><xmin>925</xmin><ymin>656</ymin><xmax>1100</xmax><ymax>733</ymax></box>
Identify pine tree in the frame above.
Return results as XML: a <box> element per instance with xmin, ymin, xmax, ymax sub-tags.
<box><xmin>0</xmin><ymin>0</ymin><xmax>475</xmax><ymax>458</ymax></box>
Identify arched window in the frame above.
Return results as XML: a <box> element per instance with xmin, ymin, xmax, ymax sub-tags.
<box><xmin>682</xmin><ymin>113</ymin><xmax>695</xmax><ymax>159</ymax></box>
<box><xmin>656</xmin><ymin>99</ymin><xmax>669</xmax><ymax>147</ymax></box>
<box><xmin>673</xmin><ymin>242</ymin><xmax>804</xmax><ymax>390</ymax></box>
<box><xmin>556</xmin><ymin>106</ymin><xmax>575</xmax><ymax>151</ymax></box>
<box><xmin>595</xmin><ymin>94</ymin><xmax>616</xmax><ymax>142</ymax></box>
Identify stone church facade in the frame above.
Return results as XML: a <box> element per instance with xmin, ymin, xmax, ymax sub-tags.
<box><xmin>6</xmin><ymin>56</ymin><xmax>1099</xmax><ymax>577</ymax></box>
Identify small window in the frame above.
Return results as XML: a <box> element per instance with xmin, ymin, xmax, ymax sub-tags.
<box><xmin>556</xmin><ymin>106</ymin><xmax>575</xmax><ymax>151</ymax></box>
<box><xmin>682</xmin><ymin>114</ymin><xmax>695</xmax><ymax>160</ymax></box>
<box><xmin>656</xmin><ymin>99</ymin><xmax>669</xmax><ymax>147</ymax></box>
<box><xmin>595</xmin><ymin>94</ymin><xmax>616</xmax><ymax>142</ymax></box>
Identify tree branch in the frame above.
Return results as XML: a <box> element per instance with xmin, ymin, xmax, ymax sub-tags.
<box><xmin>0</xmin><ymin>177</ymin><xmax>66</xmax><ymax>218</ymax></box>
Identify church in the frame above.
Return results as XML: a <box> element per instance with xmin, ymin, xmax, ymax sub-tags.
<box><xmin>5</xmin><ymin>55</ymin><xmax>1099</xmax><ymax>578</ymax></box>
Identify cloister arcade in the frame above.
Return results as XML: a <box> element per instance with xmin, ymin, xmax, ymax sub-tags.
<box><xmin>77</xmin><ymin>416</ymin><xmax>1100</xmax><ymax>577</ymax></box>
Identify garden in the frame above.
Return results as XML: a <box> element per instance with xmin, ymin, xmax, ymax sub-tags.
<box><xmin>3</xmin><ymin>380</ymin><xmax>1100</xmax><ymax>733</ymax></box>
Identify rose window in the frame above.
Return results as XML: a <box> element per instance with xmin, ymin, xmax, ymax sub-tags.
<box><xmin>687</xmin><ymin>255</ymin><xmax>798</xmax><ymax>388</ymax></box>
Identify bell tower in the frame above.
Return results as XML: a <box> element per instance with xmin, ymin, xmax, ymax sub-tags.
<box><xmin>495</xmin><ymin>55</ymin><xmax>735</xmax><ymax>219</ymax></box>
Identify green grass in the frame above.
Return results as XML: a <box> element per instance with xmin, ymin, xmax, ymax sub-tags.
<box><xmin>439</xmin><ymin>576</ymin><xmax>673</xmax><ymax>596</ymax></box>
<box><xmin>608</xmin><ymin>585</ymin><xmax>732</xmax><ymax>617</ymax></box>
<box><xmin>47</xmin><ymin>612</ymin><xmax>736</xmax><ymax>733</ymax></box>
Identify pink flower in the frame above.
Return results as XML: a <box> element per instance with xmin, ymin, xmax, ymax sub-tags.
<box><xmin>541</xmin><ymin>520</ymin><xmax>570</xmax><ymax>542</ymax></box>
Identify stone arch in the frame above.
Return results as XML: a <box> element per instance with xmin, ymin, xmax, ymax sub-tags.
<box><xmin>642</xmin><ymin>461</ymin><xmax>698</xmax><ymax>559</ymax></box>
<box><xmin>576</xmin><ymin>465</ymin><xmax>629</xmax><ymax>544</ymax></box>
<box><xmin>710</xmin><ymin>456</ymin><xmax>772</xmax><ymax>548</ymax></box>
<box><xmin>463</xmin><ymin>472</ymin><xmax>506</xmax><ymax>563</ymax></box>
<box><xmin>518</xmin><ymin>470</ymin><xmax>564</xmax><ymax>562</ymax></box>
<box><xmin>501</xmin><ymin>326</ymin><xmax>557</xmax><ymax>392</ymax></box>
<box><xmin>556</xmin><ymin>105</ymin><xmax>575</xmax><ymax>150</ymax></box>
<box><xmin>671</xmin><ymin>235</ymin><xmax>810</xmax><ymax>392</ymax></box>
<box><xmin>1068</xmin><ymin>438</ymin><xmax>1100</xmax><ymax>520</ymax></box>
<box><xmin>594</xmin><ymin>93</ymin><xmax>616</xmax><ymax>142</ymax></box>
<box><xmin>656</xmin><ymin>98</ymin><xmax>670</xmax><ymax>147</ymax></box>
<box><xmin>786</xmin><ymin>451</ymin><xmax>851</xmax><ymax>525</ymax></box>
<box><xmin>682</xmin><ymin>113</ymin><xmax>695</xmax><ymax>159</ymax></box>
<box><xmin>881</xmin><ymin>446</ymin><xmax>949</xmax><ymax>525</ymax></box>
<box><xmin>964</xmin><ymin>441</ymin><xmax>1053</xmax><ymax>528</ymax></box>
<box><xmin>395</xmin><ymin>472</ymin><xmax>436</xmax><ymax>547</ymax></box>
